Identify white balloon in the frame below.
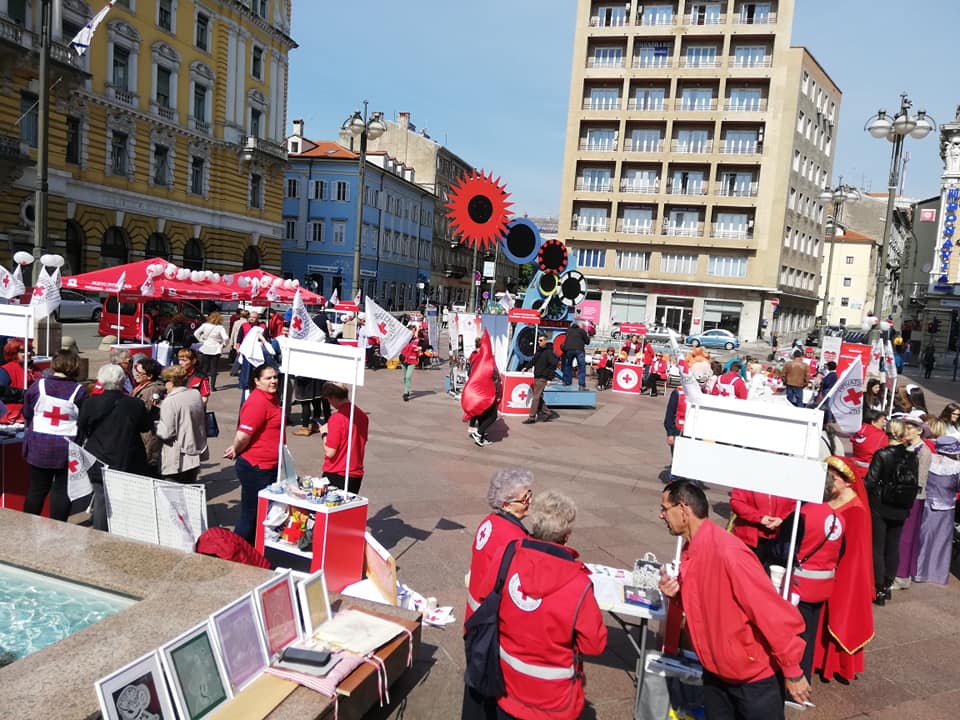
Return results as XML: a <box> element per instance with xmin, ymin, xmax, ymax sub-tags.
<box><xmin>272</xmin><ymin>277</ymin><xmax>283</xmax><ymax>287</ymax></box>
<box><xmin>177</xmin><ymin>268</ymin><xmax>191</xmax><ymax>280</ymax></box>
<box><xmin>291</xmin><ymin>279</ymin><xmax>299</xmax><ymax>287</ymax></box>
<box><xmin>164</xmin><ymin>264</ymin><xmax>177</xmax><ymax>278</ymax></box>
<box><xmin>13</xmin><ymin>251</ymin><xmax>34</xmax><ymax>265</ymax></box>
<box><xmin>283</xmin><ymin>279</ymin><xmax>294</xmax><ymax>289</ymax></box>
<box><xmin>189</xmin><ymin>270</ymin><xmax>202</xmax><ymax>282</ymax></box>
<box><xmin>40</xmin><ymin>254</ymin><xmax>64</xmax><ymax>268</ymax></box>
<box><xmin>211</xmin><ymin>273</ymin><xmax>221</xmax><ymax>283</ymax></box>
<box><xmin>237</xmin><ymin>276</ymin><xmax>249</xmax><ymax>288</ymax></box>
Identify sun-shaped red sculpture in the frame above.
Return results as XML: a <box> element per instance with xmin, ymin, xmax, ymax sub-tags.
<box><xmin>445</xmin><ymin>169</ymin><xmax>513</xmax><ymax>251</ymax></box>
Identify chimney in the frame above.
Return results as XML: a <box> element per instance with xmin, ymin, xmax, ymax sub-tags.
<box><xmin>398</xmin><ymin>112</ymin><xmax>410</xmax><ymax>130</ymax></box>
<box><xmin>292</xmin><ymin>118</ymin><xmax>304</xmax><ymax>137</ymax></box>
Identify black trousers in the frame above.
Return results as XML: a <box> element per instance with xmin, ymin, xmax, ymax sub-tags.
<box><xmin>300</xmin><ymin>398</ymin><xmax>328</xmax><ymax>427</ymax></box>
<box><xmin>643</xmin><ymin>373</ymin><xmax>661</xmax><ymax>396</ymax></box>
<box><xmin>871</xmin><ymin>509</ymin><xmax>905</xmax><ymax>589</ymax></box>
<box><xmin>797</xmin><ymin>600</ymin><xmax>824</xmax><ymax>682</ymax></box>
<box><xmin>198</xmin><ymin>352</ymin><xmax>220</xmax><ymax>390</ymax></box>
<box><xmin>702</xmin><ymin>670</ymin><xmax>785</xmax><ymax>720</ymax></box>
<box><xmin>24</xmin><ymin>465</ymin><xmax>71</xmax><ymax>521</ymax></box>
<box><xmin>460</xmin><ymin>685</ymin><xmax>497</xmax><ymax>720</ymax></box>
<box><xmin>325</xmin><ymin>472</ymin><xmax>363</xmax><ymax>495</ymax></box>
<box><xmin>476</xmin><ymin>403</ymin><xmax>498</xmax><ymax>439</ymax></box>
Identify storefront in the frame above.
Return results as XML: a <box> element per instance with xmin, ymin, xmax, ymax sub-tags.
<box><xmin>654</xmin><ymin>297</ymin><xmax>694</xmax><ymax>336</ymax></box>
<box><xmin>702</xmin><ymin>300</ymin><xmax>743</xmax><ymax>334</ymax></box>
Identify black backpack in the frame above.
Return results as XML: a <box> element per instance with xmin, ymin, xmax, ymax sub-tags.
<box><xmin>881</xmin><ymin>453</ymin><xmax>919</xmax><ymax>509</ymax></box>
<box><xmin>463</xmin><ymin>540</ymin><xmax>518</xmax><ymax>698</ymax></box>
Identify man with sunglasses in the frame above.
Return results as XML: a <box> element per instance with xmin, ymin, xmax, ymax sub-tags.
<box><xmin>658</xmin><ymin>480</ymin><xmax>810</xmax><ymax>718</ymax></box>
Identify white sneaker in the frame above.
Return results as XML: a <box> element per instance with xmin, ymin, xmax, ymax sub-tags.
<box><xmin>469</xmin><ymin>429</ymin><xmax>481</xmax><ymax>442</ymax></box>
<box><xmin>474</xmin><ymin>436</ymin><xmax>491</xmax><ymax>447</ymax></box>
<box><xmin>892</xmin><ymin>577</ymin><xmax>912</xmax><ymax>590</ymax></box>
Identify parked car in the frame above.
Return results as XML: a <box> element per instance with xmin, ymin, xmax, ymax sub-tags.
<box><xmin>685</xmin><ymin>328</ymin><xmax>740</xmax><ymax>350</ymax></box>
<box><xmin>99</xmin><ymin>298</ymin><xmax>203</xmax><ymax>341</ymax></box>
<box><xmin>53</xmin><ymin>290</ymin><xmax>102</xmax><ymax>322</ymax></box>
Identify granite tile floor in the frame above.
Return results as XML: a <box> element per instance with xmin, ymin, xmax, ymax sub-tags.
<box><xmin>69</xmin><ymin>348</ymin><xmax>960</xmax><ymax>719</ymax></box>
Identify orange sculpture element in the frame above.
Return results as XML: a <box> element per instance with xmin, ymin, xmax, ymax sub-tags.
<box><xmin>685</xmin><ymin>346</ymin><xmax>712</xmax><ymax>369</ymax></box>
<box><xmin>445</xmin><ymin>169</ymin><xmax>513</xmax><ymax>251</ymax></box>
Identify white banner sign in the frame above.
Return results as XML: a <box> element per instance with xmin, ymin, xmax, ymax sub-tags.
<box><xmin>819</xmin><ymin>334</ymin><xmax>842</xmax><ymax>366</ymax></box>
<box><xmin>280</xmin><ymin>336</ymin><xmax>365</xmax><ymax>387</ymax></box>
<box><xmin>0</xmin><ymin>304</ymin><xmax>34</xmax><ymax>339</ymax></box>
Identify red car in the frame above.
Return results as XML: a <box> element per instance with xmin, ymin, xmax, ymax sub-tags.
<box><xmin>98</xmin><ymin>298</ymin><xmax>203</xmax><ymax>341</ymax></box>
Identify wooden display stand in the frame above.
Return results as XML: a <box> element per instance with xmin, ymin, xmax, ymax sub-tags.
<box><xmin>254</xmin><ymin>490</ymin><xmax>368</xmax><ymax>592</ymax></box>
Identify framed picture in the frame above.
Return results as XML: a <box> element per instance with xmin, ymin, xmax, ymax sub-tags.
<box><xmin>254</xmin><ymin>571</ymin><xmax>301</xmax><ymax>660</ymax></box>
<box><xmin>96</xmin><ymin>651</ymin><xmax>177</xmax><ymax>720</ymax></box>
<box><xmin>160</xmin><ymin>622</ymin><xmax>232</xmax><ymax>720</ymax></box>
<box><xmin>210</xmin><ymin>593</ymin><xmax>270</xmax><ymax>693</ymax></box>
<box><xmin>296</xmin><ymin>568</ymin><xmax>333</xmax><ymax>636</ymax></box>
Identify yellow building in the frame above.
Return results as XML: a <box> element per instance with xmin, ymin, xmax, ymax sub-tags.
<box><xmin>0</xmin><ymin>0</ymin><xmax>294</xmax><ymax>275</ymax></box>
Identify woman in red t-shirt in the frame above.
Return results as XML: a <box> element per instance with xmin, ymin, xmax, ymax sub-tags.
<box><xmin>399</xmin><ymin>331</ymin><xmax>422</xmax><ymax>402</ymax></box>
<box><xmin>224</xmin><ymin>364</ymin><xmax>283</xmax><ymax>544</ymax></box>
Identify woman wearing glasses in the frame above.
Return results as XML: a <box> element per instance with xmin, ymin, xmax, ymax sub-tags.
<box><xmin>938</xmin><ymin>402</ymin><xmax>960</xmax><ymax>439</ymax></box>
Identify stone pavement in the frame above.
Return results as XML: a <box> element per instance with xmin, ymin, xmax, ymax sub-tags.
<box><xmin>76</xmin><ymin>344</ymin><xmax>960</xmax><ymax>719</ymax></box>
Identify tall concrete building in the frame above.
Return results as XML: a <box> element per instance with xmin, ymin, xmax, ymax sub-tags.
<box><xmin>559</xmin><ymin>0</ymin><xmax>840</xmax><ymax>343</ymax></box>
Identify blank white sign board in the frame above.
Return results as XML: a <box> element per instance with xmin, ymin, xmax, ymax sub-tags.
<box><xmin>0</xmin><ymin>304</ymin><xmax>34</xmax><ymax>339</ymax></box>
<box><xmin>281</xmin><ymin>337</ymin><xmax>365</xmax><ymax>387</ymax></box>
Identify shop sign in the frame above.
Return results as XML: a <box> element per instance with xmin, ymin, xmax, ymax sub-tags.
<box><xmin>508</xmin><ymin>308</ymin><xmax>541</xmax><ymax>325</ymax></box>
<box><xmin>936</xmin><ymin>189</ymin><xmax>958</xmax><ymax>291</ymax></box>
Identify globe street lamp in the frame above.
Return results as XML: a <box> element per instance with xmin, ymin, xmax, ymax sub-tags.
<box><xmin>817</xmin><ymin>183</ymin><xmax>861</xmax><ymax>325</ymax></box>
<box><xmin>864</xmin><ymin>95</ymin><xmax>936</xmax><ymax>322</ymax></box>
<box><xmin>342</xmin><ymin>102</ymin><xmax>386</xmax><ymax>303</ymax></box>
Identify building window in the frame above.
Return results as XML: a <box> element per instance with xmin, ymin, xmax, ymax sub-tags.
<box><xmin>156</xmin><ymin>66</ymin><xmax>171</xmax><ymax>108</ymax></box>
<box><xmin>113</xmin><ymin>46</ymin><xmax>130</xmax><ymax>89</ymax></box>
<box><xmin>189</xmin><ymin>156</ymin><xmax>204</xmax><ymax>195</ymax></box>
<box><xmin>250</xmin><ymin>108</ymin><xmax>262</xmax><ymax>138</ymax></box>
<box><xmin>310</xmin><ymin>222</ymin><xmax>323</xmax><ymax>243</ymax></box>
<box><xmin>256</xmin><ymin>0</ymin><xmax>268</xmax><ymax>18</ymax></box>
<box><xmin>842</xmin><ymin>277</ymin><xmax>852</xmax><ymax>287</ymax></box>
<box><xmin>660</xmin><ymin>253</ymin><xmax>698</xmax><ymax>274</ymax></box>
<box><xmin>19</xmin><ymin>92</ymin><xmax>38</xmax><ymax>148</ymax></box>
<box><xmin>111</xmin><ymin>132</ymin><xmax>128</xmax><ymax>175</ymax></box>
<box><xmin>285</xmin><ymin>178</ymin><xmax>299</xmax><ymax>198</ymax></box>
<box><xmin>284</xmin><ymin>220</ymin><xmax>296</xmax><ymax>240</ymax></box>
<box><xmin>252</xmin><ymin>46</ymin><xmax>263</xmax><ymax>80</ymax></box>
<box><xmin>615</xmin><ymin>250</ymin><xmax>650</xmax><ymax>272</ymax></box>
<box><xmin>192</xmin><ymin>84</ymin><xmax>207</xmax><ymax>122</ymax></box>
<box><xmin>153</xmin><ymin>144</ymin><xmax>169</xmax><ymax>185</ymax></box>
<box><xmin>250</xmin><ymin>173</ymin><xmax>262</xmax><ymax>208</ymax></box>
<box><xmin>707</xmin><ymin>255</ymin><xmax>747</xmax><ymax>277</ymax></box>
<box><xmin>332</xmin><ymin>221</ymin><xmax>346</xmax><ymax>245</ymax></box>
<box><xmin>311</xmin><ymin>180</ymin><xmax>327</xmax><ymax>200</ymax></box>
<box><xmin>840</xmin><ymin>297</ymin><xmax>849</xmax><ymax>307</ymax></box>
<box><xmin>183</xmin><ymin>238</ymin><xmax>204</xmax><ymax>270</ymax></box>
<box><xmin>845</xmin><ymin>255</ymin><xmax>854</xmax><ymax>264</ymax></box>
<box><xmin>195</xmin><ymin>12</ymin><xmax>209</xmax><ymax>51</ymax></box>
<box><xmin>335</xmin><ymin>181</ymin><xmax>349</xmax><ymax>202</ymax></box>
<box><xmin>157</xmin><ymin>0</ymin><xmax>173</xmax><ymax>31</ymax></box>
<box><xmin>65</xmin><ymin>116</ymin><xmax>81</xmax><ymax>164</ymax></box>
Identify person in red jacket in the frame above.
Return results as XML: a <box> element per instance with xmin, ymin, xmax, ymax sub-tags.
<box><xmin>462</xmin><ymin>468</ymin><xmax>533</xmax><ymax>719</ymax></box>
<box><xmin>659</xmin><ymin>480</ymin><xmax>811</xmax><ymax>716</ymax></box>
<box><xmin>399</xmin><ymin>331</ymin><xmax>422</xmax><ymax>402</ymax></box>
<box><xmin>711</xmin><ymin>360</ymin><xmax>748</xmax><ymax>399</ymax></box>
<box><xmin>480</xmin><ymin>490</ymin><xmax>607</xmax><ymax>720</ymax></box>
<box><xmin>730</xmin><ymin>489</ymin><xmax>795</xmax><ymax>567</ymax></box>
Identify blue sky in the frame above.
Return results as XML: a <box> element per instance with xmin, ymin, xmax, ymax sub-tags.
<box><xmin>287</xmin><ymin>1</ymin><xmax>952</xmax><ymax>217</ymax></box>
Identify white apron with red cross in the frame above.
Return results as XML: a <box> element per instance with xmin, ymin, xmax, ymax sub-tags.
<box><xmin>32</xmin><ymin>379</ymin><xmax>81</xmax><ymax>437</ymax></box>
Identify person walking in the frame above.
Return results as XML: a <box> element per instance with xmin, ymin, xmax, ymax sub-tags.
<box><xmin>399</xmin><ymin>330</ymin><xmax>422</xmax><ymax>402</ymax></box>
<box><xmin>921</xmin><ymin>344</ymin><xmax>936</xmax><ymax>379</ymax></box>
<box><xmin>318</xmin><ymin>382</ymin><xmax>368</xmax><ymax>494</ymax></box>
<box><xmin>194</xmin><ymin>311</ymin><xmax>229</xmax><ymax>392</ymax></box>
<box><xmin>224</xmin><ymin>365</ymin><xmax>283</xmax><ymax>544</ymax></box>
<box><xmin>155</xmin><ymin>365</ymin><xmax>208</xmax><ymax>484</ymax></box>
<box><xmin>658</xmin><ymin>480</ymin><xmax>810</xmax><ymax>716</ymax></box>
<box><xmin>227</xmin><ymin>309</ymin><xmax>250</xmax><ymax>373</ymax></box>
<box><xmin>560</xmin><ymin>322</ymin><xmax>590</xmax><ymax>389</ymax></box>
<box><xmin>522</xmin><ymin>334</ymin><xmax>559</xmax><ymax>425</ymax></box>
<box><xmin>22</xmin><ymin>351</ymin><xmax>88</xmax><ymax>521</ymax></box>
<box><xmin>783</xmin><ymin>349</ymin><xmax>809</xmax><ymax>407</ymax></box>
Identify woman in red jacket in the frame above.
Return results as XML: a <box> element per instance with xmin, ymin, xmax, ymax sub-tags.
<box><xmin>730</xmin><ymin>489</ymin><xmax>795</xmax><ymax>567</ymax></box>
<box><xmin>848</xmin><ymin>408</ymin><xmax>889</xmax><ymax>505</ymax></box>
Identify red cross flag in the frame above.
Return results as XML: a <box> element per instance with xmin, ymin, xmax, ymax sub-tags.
<box><xmin>29</xmin><ymin>266</ymin><xmax>61</xmax><ymax>320</ymax></box>
<box><xmin>328</xmin><ymin>288</ymin><xmax>339</xmax><ymax>307</ymax></box>
<box><xmin>66</xmin><ymin>440</ymin><xmax>99</xmax><ymax>501</ymax></box>
<box><xmin>823</xmin><ymin>355</ymin><xmax>864</xmax><ymax>434</ymax></box>
<box><xmin>867</xmin><ymin>337</ymin><xmax>884</xmax><ymax>378</ymax></box>
<box><xmin>0</xmin><ymin>264</ymin><xmax>24</xmax><ymax>300</ymax></box>
<box><xmin>289</xmin><ymin>289</ymin><xmax>326</xmax><ymax>343</ymax></box>
<box><xmin>884</xmin><ymin>339</ymin><xmax>897</xmax><ymax>391</ymax></box>
<box><xmin>365</xmin><ymin>296</ymin><xmax>412</xmax><ymax>360</ymax></box>
<box><xmin>353</xmin><ymin>289</ymin><xmax>362</xmax><ymax>306</ymax></box>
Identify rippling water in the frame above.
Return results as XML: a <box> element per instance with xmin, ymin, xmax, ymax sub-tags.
<box><xmin>0</xmin><ymin>563</ymin><xmax>134</xmax><ymax>664</ymax></box>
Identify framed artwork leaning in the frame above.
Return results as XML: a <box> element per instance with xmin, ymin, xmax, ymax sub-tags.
<box><xmin>95</xmin><ymin>650</ymin><xmax>177</xmax><ymax>720</ymax></box>
<box><xmin>160</xmin><ymin>622</ymin><xmax>232</xmax><ymax>720</ymax></box>
<box><xmin>210</xmin><ymin>593</ymin><xmax>271</xmax><ymax>693</ymax></box>
<box><xmin>254</xmin><ymin>571</ymin><xmax>301</xmax><ymax>660</ymax></box>
<box><xmin>296</xmin><ymin>568</ymin><xmax>333</xmax><ymax>636</ymax></box>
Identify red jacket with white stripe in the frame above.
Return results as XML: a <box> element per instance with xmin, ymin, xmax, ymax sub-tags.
<box><xmin>480</xmin><ymin>538</ymin><xmax>607</xmax><ymax>720</ymax></box>
<box><xmin>711</xmin><ymin>370</ymin><xmax>748</xmax><ymax>399</ymax></box>
<box><xmin>464</xmin><ymin>511</ymin><xmax>528</xmax><ymax>624</ymax></box>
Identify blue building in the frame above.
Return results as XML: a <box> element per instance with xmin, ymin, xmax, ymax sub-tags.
<box><xmin>282</xmin><ymin>123</ymin><xmax>434</xmax><ymax>309</ymax></box>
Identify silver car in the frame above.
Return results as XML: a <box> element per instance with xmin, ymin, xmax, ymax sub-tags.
<box><xmin>55</xmin><ymin>290</ymin><xmax>102</xmax><ymax>322</ymax></box>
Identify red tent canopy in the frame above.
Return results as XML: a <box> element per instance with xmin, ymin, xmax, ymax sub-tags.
<box><xmin>233</xmin><ymin>269</ymin><xmax>324</xmax><ymax>305</ymax></box>
<box><xmin>62</xmin><ymin>258</ymin><xmax>241</xmax><ymax>301</ymax></box>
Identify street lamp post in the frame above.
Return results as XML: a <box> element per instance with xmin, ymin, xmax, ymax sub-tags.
<box><xmin>816</xmin><ymin>183</ymin><xmax>861</xmax><ymax>326</ymax></box>
<box><xmin>342</xmin><ymin>103</ymin><xmax>386</xmax><ymax>303</ymax></box>
<box><xmin>864</xmin><ymin>95</ymin><xmax>936</xmax><ymax>322</ymax></box>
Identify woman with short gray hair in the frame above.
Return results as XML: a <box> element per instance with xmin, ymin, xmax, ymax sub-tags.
<box><xmin>527</xmin><ymin>489</ymin><xmax>577</xmax><ymax>545</ymax></box>
<box><xmin>462</xmin><ymin>468</ymin><xmax>534</xmax><ymax>719</ymax></box>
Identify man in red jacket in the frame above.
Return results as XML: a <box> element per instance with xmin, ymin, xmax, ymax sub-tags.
<box><xmin>659</xmin><ymin>480</ymin><xmax>811</xmax><ymax>717</ymax></box>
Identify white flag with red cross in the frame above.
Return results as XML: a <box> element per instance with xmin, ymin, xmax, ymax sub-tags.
<box><xmin>353</xmin><ymin>289</ymin><xmax>362</xmax><ymax>306</ymax></box>
<box><xmin>824</xmin><ymin>356</ymin><xmax>864</xmax><ymax>434</ymax></box>
<box><xmin>365</xmin><ymin>296</ymin><xmax>412</xmax><ymax>360</ymax></box>
<box><xmin>67</xmin><ymin>440</ymin><xmax>99</xmax><ymax>501</ymax></box>
<box><xmin>29</xmin><ymin>266</ymin><xmax>61</xmax><ymax>320</ymax></box>
<box><xmin>884</xmin><ymin>339</ymin><xmax>897</xmax><ymax>391</ymax></box>
<box><xmin>0</xmin><ymin>265</ymin><xmax>24</xmax><ymax>299</ymax></box>
<box><xmin>289</xmin><ymin>289</ymin><xmax>326</xmax><ymax>343</ymax></box>
<box><xmin>867</xmin><ymin>337</ymin><xmax>883</xmax><ymax>378</ymax></box>
<box><xmin>329</xmin><ymin>288</ymin><xmax>339</xmax><ymax>307</ymax></box>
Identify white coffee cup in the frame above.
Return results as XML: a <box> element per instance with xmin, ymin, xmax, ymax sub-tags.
<box><xmin>769</xmin><ymin>564</ymin><xmax>786</xmax><ymax>591</ymax></box>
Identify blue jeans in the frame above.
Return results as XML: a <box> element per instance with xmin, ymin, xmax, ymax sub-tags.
<box><xmin>234</xmin><ymin>456</ymin><xmax>277</xmax><ymax>545</ymax></box>
<box><xmin>562</xmin><ymin>350</ymin><xmax>586</xmax><ymax>387</ymax></box>
<box><xmin>785</xmin><ymin>385</ymin><xmax>805</xmax><ymax>408</ymax></box>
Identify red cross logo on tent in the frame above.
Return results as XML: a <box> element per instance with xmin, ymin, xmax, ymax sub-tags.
<box><xmin>843</xmin><ymin>388</ymin><xmax>863</xmax><ymax>406</ymax></box>
<box><xmin>68</xmin><ymin>459</ymin><xmax>79</xmax><ymax>473</ymax></box>
<box><xmin>378</xmin><ymin>321</ymin><xmax>388</xmax><ymax>336</ymax></box>
<box><xmin>1</xmin><ymin>276</ymin><xmax>8</xmax><ymax>287</ymax></box>
<box><xmin>43</xmin><ymin>406</ymin><xmax>69</xmax><ymax>426</ymax></box>
<box><xmin>32</xmin><ymin>285</ymin><xmax>44</xmax><ymax>298</ymax></box>
<box><xmin>291</xmin><ymin>316</ymin><xmax>303</xmax><ymax>332</ymax></box>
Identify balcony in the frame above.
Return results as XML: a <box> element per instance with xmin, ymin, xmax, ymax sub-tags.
<box><xmin>616</xmin><ymin>220</ymin><xmax>654</xmax><ymax>235</ymax></box>
<box><xmin>723</xmin><ymin>99</ymin><xmax>768</xmax><ymax>112</ymax></box>
<box><xmin>442</xmin><ymin>264</ymin><xmax>467</xmax><ymax>278</ymax></box>
<box><xmin>720</xmin><ymin>141</ymin><xmax>761</xmax><ymax>155</ymax></box>
<box><xmin>626</xmin><ymin>140</ymin><xmax>664</xmax><ymax>153</ymax></box>
<box><xmin>632</xmin><ymin>57</ymin><xmax>672</xmax><ymax>69</ymax></box>
<box><xmin>589</xmin><ymin>15</ymin><xmax>629</xmax><ymax>27</ymax></box>
<box><xmin>574</xmin><ymin>179</ymin><xmax>613</xmax><ymax>192</ymax></box>
<box><xmin>716</xmin><ymin>182</ymin><xmax>759</xmax><ymax>198</ymax></box>
<box><xmin>190</xmin><ymin>117</ymin><xmax>211</xmax><ymax>135</ymax></box>
<box><xmin>733</xmin><ymin>11</ymin><xmax>777</xmax><ymax>25</ymax></box>
<box><xmin>582</xmin><ymin>98</ymin><xmax>621</xmax><ymax>111</ymax></box>
<box><xmin>107</xmin><ymin>84</ymin><xmax>138</xmax><ymax>108</ymax></box>
<box><xmin>684</xmin><ymin>14</ymin><xmax>726</xmax><ymax>25</ymax></box>
<box><xmin>627</xmin><ymin>98</ymin><xmax>669</xmax><ymax>112</ymax></box>
<box><xmin>664</xmin><ymin>223</ymin><xmax>703</xmax><ymax>237</ymax></box>
<box><xmin>586</xmin><ymin>56</ymin><xmax>625</xmax><ymax>69</ymax></box>
<box><xmin>711</xmin><ymin>224</ymin><xmax>753</xmax><ymax>240</ymax></box>
<box><xmin>636</xmin><ymin>14</ymin><xmax>678</xmax><ymax>27</ymax></box>
<box><xmin>239</xmin><ymin>135</ymin><xmax>287</xmax><ymax>163</ymax></box>
<box><xmin>679</xmin><ymin>57</ymin><xmax>721</xmax><ymax>69</ymax></box>
<box><xmin>670</xmin><ymin>140</ymin><xmax>713</xmax><ymax>154</ymax></box>
<box><xmin>152</xmin><ymin>102</ymin><xmax>178</xmax><ymax>123</ymax></box>
<box><xmin>578</xmin><ymin>139</ymin><xmax>618</xmax><ymax>152</ymax></box>
<box><xmin>729</xmin><ymin>57</ymin><xmax>773</xmax><ymax>69</ymax></box>
<box><xmin>909</xmin><ymin>282</ymin><xmax>928</xmax><ymax>302</ymax></box>
<box><xmin>620</xmin><ymin>180</ymin><xmax>659</xmax><ymax>194</ymax></box>
<box><xmin>0</xmin><ymin>134</ymin><xmax>33</xmax><ymax>191</ymax></box>
<box><xmin>666</xmin><ymin>183</ymin><xmax>708</xmax><ymax>196</ymax></box>
<box><xmin>572</xmin><ymin>220</ymin><xmax>608</xmax><ymax>233</ymax></box>
<box><xmin>677</xmin><ymin>99</ymin><xmax>718</xmax><ymax>112</ymax></box>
